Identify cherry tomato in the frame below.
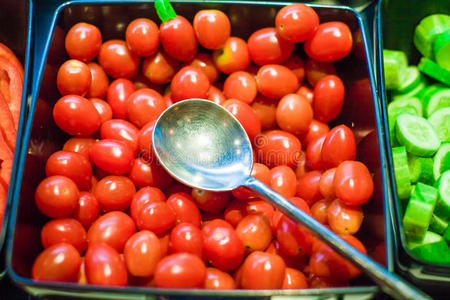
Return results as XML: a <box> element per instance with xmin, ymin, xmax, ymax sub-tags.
<box><xmin>130</xmin><ymin>187</ymin><xmax>165</xmax><ymax>221</ymax></box>
<box><xmin>269</xmin><ymin>165</ymin><xmax>297</xmax><ymax>199</ymax></box>
<box><xmin>90</xmin><ymin>98</ymin><xmax>113</xmax><ymax>124</ymax></box>
<box><xmin>32</xmin><ymin>243</ymin><xmax>81</xmax><ymax>282</ymax></box>
<box><xmin>169</xmin><ymin>222</ymin><xmax>203</xmax><ymax>258</ymax></box>
<box><xmin>106</xmin><ymin>78</ymin><xmax>135</xmax><ymax>119</ymax></box>
<box><xmin>327</xmin><ymin>199</ymin><xmax>363</xmax><ymax>234</ymax></box>
<box><xmin>256</xmin><ymin>130</ymin><xmax>301</xmax><ymax>167</ymax></box>
<box><xmin>160</xmin><ymin>16</ymin><xmax>197</xmax><ymax>62</ymax></box>
<box><xmin>276</xmin><ymin>214</ymin><xmax>313</xmax><ymax>257</ymax></box>
<box><xmin>87</xmin><ymin>211</ymin><xmax>136</xmax><ymax>252</ymax></box>
<box><xmin>124</xmin><ymin>230</ymin><xmax>161</xmax><ymax>277</ymax></box>
<box><xmin>194</xmin><ymin>10</ymin><xmax>231</xmax><ymax>49</ymax></box>
<box><xmin>171</xmin><ymin>66</ymin><xmax>210</xmax><ymax>102</ymax></box>
<box><xmin>136</xmin><ymin>201</ymin><xmax>175</xmax><ymax>234</ymax></box>
<box><xmin>128</xmin><ymin>158</ymin><xmax>173</xmax><ymax>189</ymax></box>
<box><xmin>319</xmin><ymin>168</ymin><xmax>336</xmax><ymax>200</ymax></box>
<box><xmin>45</xmin><ymin>150</ymin><xmax>93</xmax><ymax>191</ymax></box>
<box><xmin>87</xmin><ymin>62</ymin><xmax>109</xmax><ymax>99</ymax></box>
<box><xmin>321</xmin><ymin>125</ymin><xmax>356</xmax><ymax>168</ymax></box>
<box><xmin>89</xmin><ymin>139</ymin><xmax>134</xmax><ymax>175</ymax></box>
<box><xmin>296</xmin><ymin>85</ymin><xmax>314</xmax><ymax>105</ymax></box>
<box><xmin>282</xmin><ymin>267</ymin><xmax>308</xmax><ymax>289</ymax></box>
<box><xmin>98</xmin><ymin>40</ymin><xmax>140</xmax><ymax>78</ymax></box>
<box><xmin>85</xmin><ymin>243</ymin><xmax>128</xmax><ymax>286</ymax></box>
<box><xmin>224</xmin><ymin>199</ymin><xmax>246</xmax><ymax>227</ymax></box>
<box><xmin>63</xmin><ymin>137</ymin><xmax>96</xmax><ymax>159</ymax></box>
<box><xmin>100</xmin><ymin>119</ymin><xmax>139</xmax><ymax>154</ymax></box>
<box><xmin>57</xmin><ymin>59</ymin><xmax>91</xmax><ymax>96</ymax></box>
<box><xmin>232</xmin><ymin>162</ymin><xmax>270</xmax><ymax>199</ymax></box>
<box><xmin>304</xmin><ymin>22</ymin><xmax>353</xmax><ymax>62</ymax></box>
<box><xmin>305</xmin><ymin>59</ymin><xmax>337</xmax><ymax>87</ymax></box>
<box><xmin>222</xmin><ymin>99</ymin><xmax>261</xmax><ymax>142</ymax></box>
<box><xmin>251</xmin><ymin>95</ymin><xmax>277</xmax><ymax>130</ymax></box>
<box><xmin>202</xmin><ymin>220</ymin><xmax>244</xmax><ymax>271</ymax></box>
<box><xmin>257</xmin><ymin>64</ymin><xmax>298</xmax><ymax>99</ymax></box>
<box><xmin>65</xmin><ymin>22</ymin><xmax>102</xmax><ymax>62</ymax></box>
<box><xmin>313</xmin><ymin>75</ymin><xmax>345</xmax><ymax>122</ymax></box>
<box><xmin>192</xmin><ymin>189</ymin><xmax>230</xmax><ymax>213</ymax></box>
<box><xmin>236</xmin><ymin>214</ymin><xmax>272</xmax><ymax>252</ymax></box>
<box><xmin>300</xmin><ymin>119</ymin><xmax>329</xmax><ymax>146</ymax></box>
<box><xmin>207</xmin><ymin>85</ymin><xmax>226</xmax><ymax>105</ymax></box>
<box><xmin>35</xmin><ymin>176</ymin><xmax>79</xmax><ymax>218</ymax></box>
<box><xmin>127</xmin><ymin>89</ymin><xmax>166</xmax><ymax>128</ymax></box>
<box><xmin>245</xmin><ymin>199</ymin><xmax>275</xmax><ymax>221</ymax></box>
<box><xmin>132</xmin><ymin>72</ymin><xmax>164</xmax><ymax>93</ymax></box>
<box><xmin>137</xmin><ymin>120</ymin><xmax>155</xmax><ymax>159</ymax></box>
<box><xmin>142</xmin><ymin>49</ymin><xmax>179</xmax><ymax>85</ymax></box>
<box><xmin>305</xmin><ymin>136</ymin><xmax>326</xmax><ymax>170</ymax></box>
<box><xmin>294</xmin><ymin>151</ymin><xmax>307</xmax><ymax>179</ymax></box>
<box><xmin>283</xmin><ymin>55</ymin><xmax>305</xmax><ymax>84</ymax></box>
<box><xmin>265</xmin><ymin>239</ymin><xmax>307</xmax><ymax>270</ymax></box>
<box><xmin>371</xmin><ymin>241</ymin><xmax>387</xmax><ymax>267</ymax></box>
<box><xmin>204</xmin><ymin>267</ymin><xmax>236</xmax><ymax>289</ymax></box>
<box><xmin>248</xmin><ymin>27</ymin><xmax>294</xmax><ymax>65</ymax></box>
<box><xmin>275</xmin><ymin>4</ymin><xmax>319</xmax><ymax>43</ymax></box>
<box><xmin>41</xmin><ymin>218</ymin><xmax>87</xmax><ymax>254</ymax></box>
<box><xmin>184</xmin><ymin>52</ymin><xmax>219</xmax><ymax>84</ymax></box>
<box><xmin>93</xmin><ymin>175</ymin><xmax>136</xmax><ymax>212</ymax></box>
<box><xmin>223</xmin><ymin>71</ymin><xmax>257</xmax><ymax>104</ymax></box>
<box><xmin>53</xmin><ymin>95</ymin><xmax>101</xmax><ymax>136</ymax></box>
<box><xmin>296</xmin><ymin>170</ymin><xmax>323</xmax><ymax>206</ymax></box>
<box><xmin>276</xmin><ymin>93</ymin><xmax>313</xmax><ymax>134</ymax></box>
<box><xmin>240</xmin><ymin>251</ymin><xmax>286</xmax><ymax>289</ymax></box>
<box><xmin>334</xmin><ymin>160</ymin><xmax>374</xmax><ymax>206</ymax></box>
<box><xmin>72</xmin><ymin>191</ymin><xmax>99</xmax><ymax>228</ymax></box>
<box><xmin>310</xmin><ymin>199</ymin><xmax>331</xmax><ymax>225</ymax></box>
<box><xmin>154</xmin><ymin>253</ymin><xmax>206</xmax><ymax>288</ymax></box>
<box><xmin>213</xmin><ymin>37</ymin><xmax>250</xmax><ymax>74</ymax></box>
<box><xmin>125</xmin><ymin>18</ymin><xmax>159</xmax><ymax>57</ymax></box>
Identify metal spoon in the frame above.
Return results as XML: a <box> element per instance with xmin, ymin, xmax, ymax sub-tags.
<box><xmin>152</xmin><ymin>98</ymin><xmax>429</xmax><ymax>300</ymax></box>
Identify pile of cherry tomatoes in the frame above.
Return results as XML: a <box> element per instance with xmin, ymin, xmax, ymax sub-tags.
<box><xmin>31</xmin><ymin>3</ymin><xmax>380</xmax><ymax>289</ymax></box>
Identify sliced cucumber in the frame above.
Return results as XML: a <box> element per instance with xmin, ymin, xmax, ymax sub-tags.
<box><xmin>397</xmin><ymin>67</ymin><xmax>423</xmax><ymax>95</ymax></box>
<box><xmin>428</xmin><ymin>107</ymin><xmax>450</xmax><ymax>142</ymax></box>
<box><xmin>407</xmin><ymin>154</ymin><xmax>434</xmax><ymax>184</ymax></box>
<box><xmin>413</xmin><ymin>14</ymin><xmax>450</xmax><ymax>59</ymax></box>
<box><xmin>403</xmin><ymin>197</ymin><xmax>435</xmax><ymax>241</ymax></box>
<box><xmin>423</xmin><ymin>88</ymin><xmax>450</xmax><ymax>117</ymax></box>
<box><xmin>383</xmin><ymin>49</ymin><xmax>408</xmax><ymax>90</ymax></box>
<box><xmin>395</xmin><ymin>114</ymin><xmax>441</xmax><ymax>157</ymax></box>
<box><xmin>407</xmin><ymin>230</ymin><xmax>442</xmax><ymax>250</ymax></box>
<box><xmin>410</xmin><ymin>238</ymin><xmax>450</xmax><ymax>264</ymax></box>
<box><xmin>391</xmin><ymin>78</ymin><xmax>427</xmax><ymax>101</ymax></box>
<box><xmin>444</xmin><ymin>225</ymin><xmax>450</xmax><ymax>245</ymax></box>
<box><xmin>416</xmin><ymin>84</ymin><xmax>445</xmax><ymax>103</ymax></box>
<box><xmin>434</xmin><ymin>29</ymin><xmax>450</xmax><ymax>70</ymax></box>
<box><xmin>388</xmin><ymin>97</ymin><xmax>423</xmax><ymax>117</ymax></box>
<box><xmin>433</xmin><ymin>143</ymin><xmax>450</xmax><ymax>181</ymax></box>
<box><xmin>435</xmin><ymin>170</ymin><xmax>450</xmax><ymax>221</ymax></box>
<box><xmin>430</xmin><ymin>214</ymin><xmax>448</xmax><ymax>235</ymax></box>
<box><xmin>392</xmin><ymin>146</ymin><xmax>412</xmax><ymax>201</ymax></box>
<box><xmin>418</xmin><ymin>57</ymin><xmax>450</xmax><ymax>86</ymax></box>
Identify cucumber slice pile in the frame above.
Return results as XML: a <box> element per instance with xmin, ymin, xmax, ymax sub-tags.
<box><xmin>384</xmin><ymin>13</ymin><xmax>450</xmax><ymax>264</ymax></box>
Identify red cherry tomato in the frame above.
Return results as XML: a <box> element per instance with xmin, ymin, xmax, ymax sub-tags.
<box><xmin>90</xmin><ymin>98</ymin><xmax>113</xmax><ymax>124</ymax></box>
<box><xmin>85</xmin><ymin>243</ymin><xmax>128</xmax><ymax>286</ymax></box>
<box><xmin>305</xmin><ymin>136</ymin><xmax>326</xmax><ymax>170</ymax></box>
<box><xmin>184</xmin><ymin>52</ymin><xmax>219</xmax><ymax>84</ymax></box>
<box><xmin>106</xmin><ymin>78</ymin><xmax>135</xmax><ymax>119</ymax></box>
<box><xmin>311</xmin><ymin>199</ymin><xmax>331</xmax><ymax>225</ymax></box>
<box><xmin>222</xmin><ymin>99</ymin><xmax>261</xmax><ymax>142</ymax></box>
<box><xmin>169</xmin><ymin>222</ymin><xmax>203</xmax><ymax>258</ymax></box>
<box><xmin>65</xmin><ymin>22</ymin><xmax>102</xmax><ymax>62</ymax></box>
<box><xmin>202</xmin><ymin>220</ymin><xmax>244</xmax><ymax>271</ymax></box>
<box><xmin>276</xmin><ymin>214</ymin><xmax>313</xmax><ymax>257</ymax></box>
<box><xmin>282</xmin><ymin>267</ymin><xmax>308</xmax><ymax>289</ymax></box>
<box><xmin>207</xmin><ymin>85</ymin><xmax>226</xmax><ymax>105</ymax></box>
<box><xmin>296</xmin><ymin>170</ymin><xmax>323</xmax><ymax>206</ymax></box>
<box><xmin>265</xmin><ymin>239</ymin><xmax>307</xmax><ymax>270</ymax></box>
<box><xmin>321</xmin><ymin>125</ymin><xmax>356</xmax><ymax>168</ymax></box>
<box><xmin>304</xmin><ymin>22</ymin><xmax>353</xmax><ymax>62</ymax></box>
<box><xmin>300</xmin><ymin>119</ymin><xmax>329</xmax><ymax>146</ymax></box>
<box><xmin>248</xmin><ymin>27</ymin><xmax>294</xmax><ymax>66</ymax></box>
<box><xmin>136</xmin><ymin>201</ymin><xmax>175</xmax><ymax>234</ymax></box>
<box><xmin>125</xmin><ymin>18</ymin><xmax>159</xmax><ymax>57</ymax></box>
<box><xmin>319</xmin><ymin>167</ymin><xmax>336</xmax><ymax>200</ymax></box>
<box><xmin>35</xmin><ymin>176</ymin><xmax>79</xmax><ymax>218</ymax></box>
<box><xmin>32</xmin><ymin>243</ymin><xmax>81</xmax><ymax>282</ymax></box>
<box><xmin>213</xmin><ymin>37</ymin><xmax>250</xmax><ymax>74</ymax></box>
<box><xmin>63</xmin><ymin>137</ymin><xmax>96</xmax><ymax>159</ymax></box>
<box><xmin>93</xmin><ymin>175</ymin><xmax>136</xmax><ymax>212</ymax></box>
<box><xmin>100</xmin><ymin>119</ymin><xmax>139</xmax><ymax>154</ymax></box>
<box><xmin>127</xmin><ymin>89</ymin><xmax>166</xmax><ymax>128</ymax></box>
<box><xmin>154</xmin><ymin>253</ymin><xmax>206</xmax><ymax>288</ymax></box>
<box><xmin>72</xmin><ymin>191</ymin><xmax>99</xmax><ymax>228</ymax></box>
<box><xmin>251</xmin><ymin>95</ymin><xmax>277</xmax><ymax>131</ymax></box>
<box><xmin>171</xmin><ymin>66</ymin><xmax>210</xmax><ymax>102</ymax></box>
<box><xmin>240</xmin><ymin>251</ymin><xmax>286</xmax><ymax>289</ymax></box>
<box><xmin>89</xmin><ymin>139</ymin><xmax>134</xmax><ymax>175</ymax></box>
<box><xmin>235</xmin><ymin>214</ymin><xmax>272</xmax><ymax>252</ymax></box>
<box><xmin>204</xmin><ymin>267</ymin><xmax>236</xmax><ymax>289</ymax></box>
<box><xmin>45</xmin><ymin>150</ymin><xmax>92</xmax><ymax>191</ymax></box>
<box><xmin>223</xmin><ymin>71</ymin><xmax>257</xmax><ymax>104</ymax></box>
<box><xmin>124</xmin><ymin>230</ymin><xmax>161</xmax><ymax>277</ymax></box>
<box><xmin>191</xmin><ymin>189</ymin><xmax>230</xmax><ymax>213</ymax></box>
<box><xmin>256</xmin><ymin>130</ymin><xmax>301</xmax><ymax>167</ymax></box>
<box><xmin>223</xmin><ymin>199</ymin><xmax>246</xmax><ymax>227</ymax></box>
<box><xmin>327</xmin><ymin>199</ymin><xmax>364</xmax><ymax>234</ymax></box>
<box><xmin>275</xmin><ymin>4</ymin><xmax>319</xmax><ymax>43</ymax></box>
<box><xmin>137</xmin><ymin>121</ymin><xmax>155</xmax><ymax>159</ymax></box>
<box><xmin>245</xmin><ymin>199</ymin><xmax>275</xmax><ymax>221</ymax></box>
<box><xmin>41</xmin><ymin>218</ymin><xmax>87</xmax><ymax>254</ymax></box>
<box><xmin>128</xmin><ymin>158</ymin><xmax>173</xmax><ymax>189</ymax></box>
<box><xmin>57</xmin><ymin>59</ymin><xmax>91</xmax><ymax>96</ymax></box>
<box><xmin>283</xmin><ymin>55</ymin><xmax>305</xmax><ymax>85</ymax></box>
<box><xmin>276</xmin><ymin>93</ymin><xmax>313</xmax><ymax>134</ymax></box>
<box><xmin>130</xmin><ymin>186</ymin><xmax>165</xmax><ymax>222</ymax></box>
<box><xmin>160</xmin><ymin>16</ymin><xmax>197</xmax><ymax>62</ymax></box>
<box><xmin>194</xmin><ymin>10</ymin><xmax>231</xmax><ymax>50</ymax></box>
<box><xmin>334</xmin><ymin>160</ymin><xmax>374</xmax><ymax>206</ymax></box>
<box><xmin>232</xmin><ymin>162</ymin><xmax>270</xmax><ymax>199</ymax></box>
<box><xmin>257</xmin><ymin>64</ymin><xmax>298</xmax><ymax>99</ymax></box>
<box><xmin>269</xmin><ymin>165</ymin><xmax>297</xmax><ymax>199</ymax></box>
<box><xmin>53</xmin><ymin>95</ymin><xmax>101</xmax><ymax>136</ymax></box>
<box><xmin>86</xmin><ymin>62</ymin><xmax>109</xmax><ymax>99</ymax></box>
<box><xmin>98</xmin><ymin>40</ymin><xmax>140</xmax><ymax>78</ymax></box>
<box><xmin>305</xmin><ymin>59</ymin><xmax>337</xmax><ymax>87</ymax></box>
<box><xmin>313</xmin><ymin>75</ymin><xmax>345</xmax><ymax>122</ymax></box>
<box><xmin>87</xmin><ymin>211</ymin><xmax>136</xmax><ymax>252</ymax></box>
<box><xmin>142</xmin><ymin>49</ymin><xmax>179</xmax><ymax>85</ymax></box>
<box><xmin>296</xmin><ymin>85</ymin><xmax>314</xmax><ymax>104</ymax></box>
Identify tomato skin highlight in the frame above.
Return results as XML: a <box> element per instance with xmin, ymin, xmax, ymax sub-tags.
<box><xmin>257</xmin><ymin>64</ymin><xmax>298</xmax><ymax>99</ymax></box>
<box><xmin>160</xmin><ymin>16</ymin><xmax>198</xmax><ymax>62</ymax></box>
<box><xmin>334</xmin><ymin>160</ymin><xmax>374</xmax><ymax>206</ymax></box>
<box><xmin>154</xmin><ymin>253</ymin><xmax>206</xmax><ymax>288</ymax></box>
<box><xmin>98</xmin><ymin>40</ymin><xmax>140</xmax><ymax>78</ymax></box>
<box><xmin>313</xmin><ymin>75</ymin><xmax>345</xmax><ymax>122</ymax></box>
<box><xmin>65</xmin><ymin>22</ymin><xmax>102</xmax><ymax>62</ymax></box>
<box><xmin>41</xmin><ymin>218</ymin><xmax>87</xmax><ymax>255</ymax></box>
<box><xmin>240</xmin><ymin>251</ymin><xmax>286</xmax><ymax>289</ymax></box>
<box><xmin>125</xmin><ymin>18</ymin><xmax>159</xmax><ymax>57</ymax></box>
<box><xmin>89</xmin><ymin>139</ymin><xmax>134</xmax><ymax>175</ymax></box>
<box><xmin>85</xmin><ymin>243</ymin><xmax>128</xmax><ymax>286</ymax></box>
<box><xmin>124</xmin><ymin>230</ymin><xmax>161</xmax><ymax>277</ymax></box>
<box><xmin>248</xmin><ymin>27</ymin><xmax>294</xmax><ymax>66</ymax></box>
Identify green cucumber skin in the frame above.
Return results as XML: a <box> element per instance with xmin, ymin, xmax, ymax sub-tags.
<box><xmin>428</xmin><ymin>107</ymin><xmax>450</xmax><ymax>143</ymax></box>
<box><xmin>383</xmin><ymin>49</ymin><xmax>408</xmax><ymax>90</ymax></box>
<box><xmin>413</xmin><ymin>14</ymin><xmax>450</xmax><ymax>59</ymax></box>
<box><xmin>410</xmin><ymin>240</ymin><xmax>450</xmax><ymax>264</ymax></box>
<box><xmin>430</xmin><ymin>214</ymin><xmax>448</xmax><ymax>235</ymax></box>
<box><xmin>433</xmin><ymin>143</ymin><xmax>450</xmax><ymax>181</ymax></box>
<box><xmin>407</xmin><ymin>154</ymin><xmax>434</xmax><ymax>185</ymax></box>
<box><xmin>392</xmin><ymin>147</ymin><xmax>412</xmax><ymax>201</ymax></box>
<box><xmin>435</xmin><ymin>170</ymin><xmax>450</xmax><ymax>221</ymax></box>
<box><xmin>434</xmin><ymin>29</ymin><xmax>450</xmax><ymax>70</ymax></box>
<box><xmin>418</xmin><ymin>57</ymin><xmax>450</xmax><ymax>86</ymax></box>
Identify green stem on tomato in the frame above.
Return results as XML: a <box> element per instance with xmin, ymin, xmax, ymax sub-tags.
<box><xmin>155</xmin><ymin>0</ymin><xmax>177</xmax><ymax>23</ymax></box>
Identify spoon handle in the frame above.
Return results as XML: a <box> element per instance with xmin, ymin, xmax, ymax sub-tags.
<box><xmin>245</xmin><ymin>176</ymin><xmax>429</xmax><ymax>300</ymax></box>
